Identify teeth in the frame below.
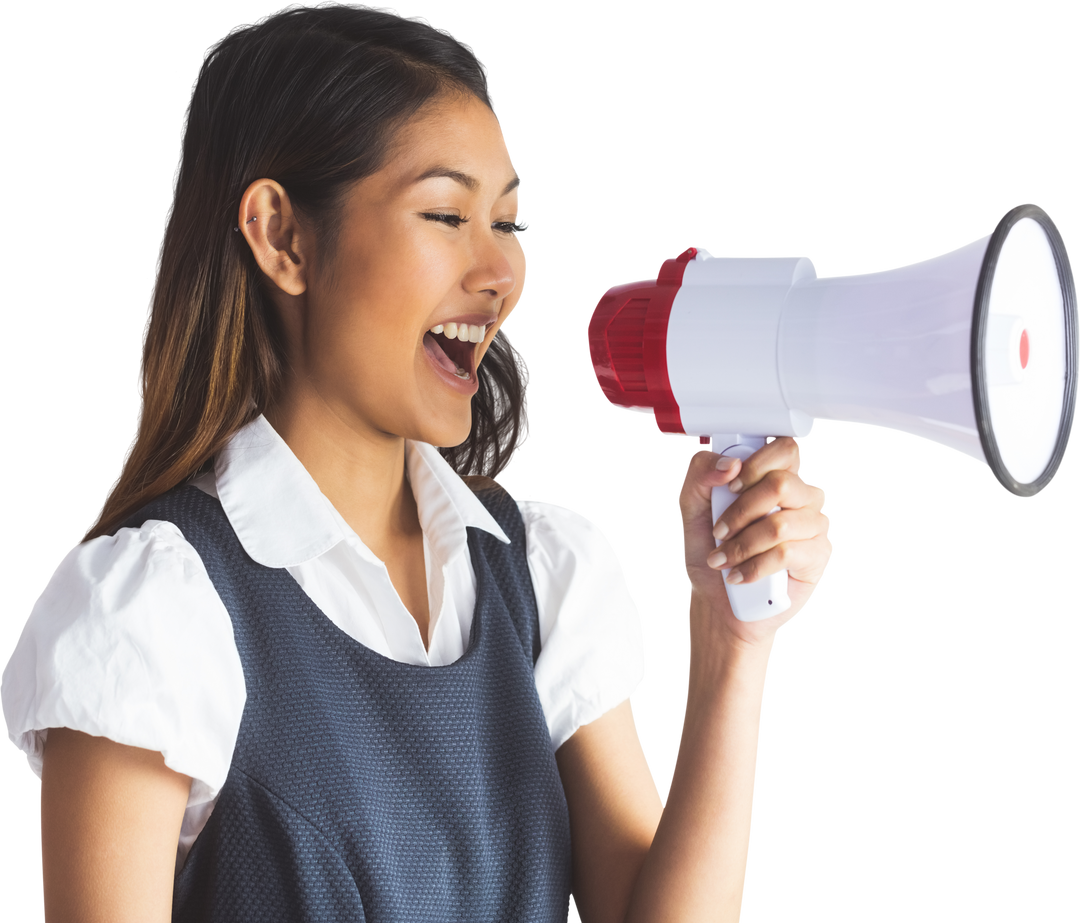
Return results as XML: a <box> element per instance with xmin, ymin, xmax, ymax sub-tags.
<box><xmin>454</xmin><ymin>367</ymin><xmax>471</xmax><ymax>380</ymax></box>
<box><xmin>428</xmin><ymin>321</ymin><xmax>492</xmax><ymax>340</ymax></box>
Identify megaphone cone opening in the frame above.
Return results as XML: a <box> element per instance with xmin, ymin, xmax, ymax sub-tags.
<box><xmin>971</xmin><ymin>204</ymin><xmax>1078</xmax><ymax>496</ymax></box>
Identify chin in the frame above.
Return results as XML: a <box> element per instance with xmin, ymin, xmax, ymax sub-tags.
<box><xmin>420</xmin><ymin>409</ymin><xmax>473</xmax><ymax>450</ymax></box>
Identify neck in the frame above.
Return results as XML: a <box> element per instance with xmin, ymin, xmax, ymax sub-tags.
<box><xmin>263</xmin><ymin>390</ymin><xmax>420</xmax><ymax>559</ymax></box>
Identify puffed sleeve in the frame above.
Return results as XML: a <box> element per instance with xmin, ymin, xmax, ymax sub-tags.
<box><xmin>518</xmin><ymin>502</ymin><xmax>644</xmax><ymax>750</ymax></box>
<box><xmin>1</xmin><ymin>521</ymin><xmax>245</xmax><ymax>807</ymax></box>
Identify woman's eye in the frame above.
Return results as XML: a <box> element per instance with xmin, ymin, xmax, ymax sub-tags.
<box><xmin>423</xmin><ymin>213</ymin><xmax>533</xmax><ymax>238</ymax></box>
<box><xmin>496</xmin><ymin>216</ymin><xmax>531</xmax><ymax>236</ymax></box>
<box><xmin>421</xmin><ymin>212</ymin><xmax>464</xmax><ymax>228</ymax></box>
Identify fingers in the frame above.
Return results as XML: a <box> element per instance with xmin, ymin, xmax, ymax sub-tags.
<box><xmin>707</xmin><ymin>507</ymin><xmax>830</xmax><ymax>583</ymax></box>
<box><xmin>725</xmin><ymin>526</ymin><xmax>833</xmax><ymax>582</ymax></box>
<box><xmin>727</xmin><ymin>436</ymin><xmax>799</xmax><ymax>495</ymax></box>
<box><xmin>713</xmin><ymin>467</ymin><xmax>824</xmax><ymax>542</ymax></box>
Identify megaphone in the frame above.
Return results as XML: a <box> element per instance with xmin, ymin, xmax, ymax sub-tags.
<box><xmin>589</xmin><ymin>204</ymin><xmax>1077</xmax><ymax>622</ymax></box>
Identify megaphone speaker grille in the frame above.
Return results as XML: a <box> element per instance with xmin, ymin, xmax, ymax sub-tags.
<box><xmin>972</xmin><ymin>204</ymin><xmax>1078</xmax><ymax>495</ymax></box>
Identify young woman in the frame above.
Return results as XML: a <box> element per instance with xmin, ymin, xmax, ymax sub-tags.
<box><xmin>2</xmin><ymin>6</ymin><xmax>830</xmax><ymax>922</ymax></box>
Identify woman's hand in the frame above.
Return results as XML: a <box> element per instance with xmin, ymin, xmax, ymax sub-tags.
<box><xmin>680</xmin><ymin>437</ymin><xmax>831</xmax><ymax>646</ymax></box>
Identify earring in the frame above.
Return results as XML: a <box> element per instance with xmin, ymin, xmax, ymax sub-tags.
<box><xmin>233</xmin><ymin>216</ymin><xmax>258</xmax><ymax>232</ymax></box>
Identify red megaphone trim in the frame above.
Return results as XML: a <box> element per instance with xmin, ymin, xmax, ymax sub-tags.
<box><xmin>588</xmin><ymin>247</ymin><xmax>698</xmax><ymax>434</ymax></box>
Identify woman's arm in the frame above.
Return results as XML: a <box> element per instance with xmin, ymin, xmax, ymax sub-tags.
<box><xmin>625</xmin><ymin>623</ymin><xmax>773</xmax><ymax>922</ymax></box>
<box><xmin>41</xmin><ymin>728</ymin><xmax>191</xmax><ymax>923</ymax></box>
<box><xmin>626</xmin><ymin>437</ymin><xmax>829</xmax><ymax>920</ymax></box>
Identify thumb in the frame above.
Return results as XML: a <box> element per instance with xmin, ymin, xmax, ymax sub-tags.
<box><xmin>714</xmin><ymin>453</ymin><xmax>741</xmax><ymax>482</ymax></box>
<box><xmin>708</xmin><ymin>453</ymin><xmax>743</xmax><ymax>500</ymax></box>
<box><xmin>680</xmin><ymin>452</ymin><xmax>742</xmax><ymax>534</ymax></box>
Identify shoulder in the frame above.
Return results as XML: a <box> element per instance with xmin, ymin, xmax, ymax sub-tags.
<box><xmin>516</xmin><ymin>499</ymin><xmax>613</xmax><ymax>546</ymax></box>
<box><xmin>514</xmin><ymin>498</ymin><xmax>632</xmax><ymax>605</ymax></box>
<box><xmin>84</xmin><ymin>516</ymin><xmax>210</xmax><ymax>578</ymax></box>
<box><xmin>512</xmin><ymin>500</ymin><xmax>645</xmax><ymax>750</ymax></box>
<box><xmin>6</xmin><ymin>518</ymin><xmax>218</xmax><ymax>656</ymax></box>
<box><xmin>2</xmin><ymin>518</ymin><xmax>244</xmax><ymax>798</ymax></box>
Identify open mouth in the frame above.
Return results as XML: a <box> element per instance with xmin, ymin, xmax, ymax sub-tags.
<box><xmin>423</xmin><ymin>328</ymin><xmax>475</xmax><ymax>379</ymax></box>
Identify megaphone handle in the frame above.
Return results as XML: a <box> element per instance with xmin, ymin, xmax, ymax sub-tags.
<box><xmin>711</xmin><ymin>436</ymin><xmax>792</xmax><ymax>622</ymax></box>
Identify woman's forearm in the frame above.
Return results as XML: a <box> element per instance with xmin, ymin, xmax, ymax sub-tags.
<box><xmin>625</xmin><ymin>592</ymin><xmax>773</xmax><ymax>923</ymax></box>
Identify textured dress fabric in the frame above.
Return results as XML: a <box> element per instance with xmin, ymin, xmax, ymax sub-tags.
<box><xmin>119</xmin><ymin>483</ymin><xmax>572</xmax><ymax>923</ymax></box>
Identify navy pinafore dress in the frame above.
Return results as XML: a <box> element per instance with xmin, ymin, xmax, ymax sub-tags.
<box><xmin>121</xmin><ymin>481</ymin><xmax>572</xmax><ymax>922</ymax></box>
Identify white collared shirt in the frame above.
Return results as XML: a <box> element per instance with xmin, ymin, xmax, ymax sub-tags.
<box><xmin>2</xmin><ymin>416</ymin><xmax>643</xmax><ymax>865</ymax></box>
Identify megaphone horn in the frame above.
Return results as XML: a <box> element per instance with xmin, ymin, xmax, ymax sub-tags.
<box><xmin>589</xmin><ymin>204</ymin><xmax>1077</xmax><ymax>620</ymax></box>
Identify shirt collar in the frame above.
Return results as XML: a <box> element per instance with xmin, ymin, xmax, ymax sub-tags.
<box><xmin>213</xmin><ymin>415</ymin><xmax>509</xmax><ymax>569</ymax></box>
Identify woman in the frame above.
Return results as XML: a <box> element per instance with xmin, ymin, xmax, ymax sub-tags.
<box><xmin>3</xmin><ymin>6</ymin><xmax>830</xmax><ymax>921</ymax></box>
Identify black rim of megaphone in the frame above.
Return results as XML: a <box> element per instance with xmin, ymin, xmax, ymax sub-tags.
<box><xmin>971</xmin><ymin>204</ymin><xmax>1078</xmax><ymax>496</ymax></box>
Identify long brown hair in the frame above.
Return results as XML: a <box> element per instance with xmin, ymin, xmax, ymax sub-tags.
<box><xmin>86</xmin><ymin>5</ymin><xmax>528</xmax><ymax>541</ymax></box>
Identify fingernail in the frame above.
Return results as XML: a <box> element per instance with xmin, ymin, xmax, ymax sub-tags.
<box><xmin>716</xmin><ymin>456</ymin><xmax>736</xmax><ymax>471</ymax></box>
<box><xmin>728</xmin><ymin>478</ymin><xmax>744</xmax><ymax>493</ymax></box>
<box><xmin>713</xmin><ymin>521</ymin><xmax>729</xmax><ymax>541</ymax></box>
<box><xmin>708</xmin><ymin>550</ymin><xmax>727</xmax><ymax>568</ymax></box>
<box><xmin>726</xmin><ymin>569</ymin><xmax>744</xmax><ymax>585</ymax></box>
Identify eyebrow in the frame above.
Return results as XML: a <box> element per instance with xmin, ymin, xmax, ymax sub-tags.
<box><xmin>413</xmin><ymin>167</ymin><xmax>520</xmax><ymax>197</ymax></box>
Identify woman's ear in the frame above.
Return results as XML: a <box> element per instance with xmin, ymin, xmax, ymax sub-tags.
<box><xmin>237</xmin><ymin>179</ymin><xmax>308</xmax><ymax>296</ymax></box>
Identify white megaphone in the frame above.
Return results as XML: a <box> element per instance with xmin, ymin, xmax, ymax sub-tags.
<box><xmin>589</xmin><ymin>204</ymin><xmax>1077</xmax><ymax>622</ymax></box>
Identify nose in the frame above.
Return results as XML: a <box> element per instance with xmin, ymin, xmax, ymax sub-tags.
<box><xmin>463</xmin><ymin>232</ymin><xmax>517</xmax><ymax>303</ymax></box>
